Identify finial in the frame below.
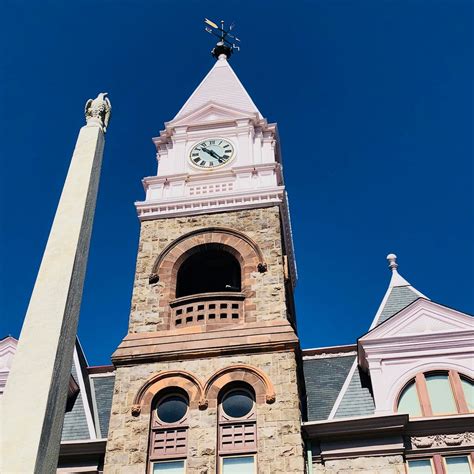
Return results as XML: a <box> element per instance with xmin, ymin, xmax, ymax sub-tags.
<box><xmin>84</xmin><ymin>92</ymin><xmax>112</xmax><ymax>132</ymax></box>
<box><xmin>387</xmin><ymin>253</ymin><xmax>398</xmax><ymax>271</ymax></box>
<box><xmin>203</xmin><ymin>18</ymin><xmax>240</xmax><ymax>60</ymax></box>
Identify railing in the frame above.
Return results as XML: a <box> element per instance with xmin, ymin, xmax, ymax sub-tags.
<box><xmin>169</xmin><ymin>292</ymin><xmax>245</xmax><ymax>329</ymax></box>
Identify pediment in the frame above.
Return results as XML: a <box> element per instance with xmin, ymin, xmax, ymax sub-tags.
<box><xmin>166</xmin><ymin>102</ymin><xmax>260</xmax><ymax>128</ymax></box>
<box><xmin>361</xmin><ymin>299</ymin><xmax>474</xmax><ymax>341</ymax></box>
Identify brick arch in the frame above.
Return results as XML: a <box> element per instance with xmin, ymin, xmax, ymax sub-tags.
<box><xmin>149</xmin><ymin>227</ymin><xmax>267</xmax><ymax>327</ymax></box>
<box><xmin>203</xmin><ymin>364</ymin><xmax>276</xmax><ymax>408</ymax></box>
<box><xmin>131</xmin><ymin>370</ymin><xmax>205</xmax><ymax>416</ymax></box>
<box><xmin>151</xmin><ymin>227</ymin><xmax>265</xmax><ymax>277</ymax></box>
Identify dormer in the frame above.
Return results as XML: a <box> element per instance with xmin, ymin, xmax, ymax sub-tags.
<box><xmin>358</xmin><ymin>256</ymin><xmax>474</xmax><ymax>416</ymax></box>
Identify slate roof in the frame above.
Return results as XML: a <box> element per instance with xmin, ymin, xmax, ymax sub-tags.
<box><xmin>334</xmin><ymin>363</ymin><xmax>375</xmax><ymax>418</ymax></box>
<box><xmin>375</xmin><ymin>285</ymin><xmax>421</xmax><ymax>326</ymax></box>
<box><xmin>303</xmin><ymin>354</ymin><xmax>355</xmax><ymax>421</ymax></box>
<box><xmin>92</xmin><ymin>375</ymin><xmax>115</xmax><ymax>438</ymax></box>
<box><xmin>61</xmin><ymin>352</ymin><xmax>92</xmax><ymax>441</ymax></box>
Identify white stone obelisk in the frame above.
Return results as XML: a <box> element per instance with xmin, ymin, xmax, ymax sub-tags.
<box><xmin>0</xmin><ymin>93</ymin><xmax>111</xmax><ymax>473</ymax></box>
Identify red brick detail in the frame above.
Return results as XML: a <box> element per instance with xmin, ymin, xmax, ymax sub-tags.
<box><xmin>150</xmin><ymin>227</ymin><xmax>266</xmax><ymax>328</ymax></box>
<box><xmin>204</xmin><ymin>364</ymin><xmax>276</xmax><ymax>408</ymax></box>
<box><xmin>133</xmin><ymin>370</ymin><xmax>204</xmax><ymax>415</ymax></box>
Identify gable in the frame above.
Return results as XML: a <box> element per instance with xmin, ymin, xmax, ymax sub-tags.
<box><xmin>361</xmin><ymin>299</ymin><xmax>474</xmax><ymax>341</ymax></box>
<box><xmin>167</xmin><ymin>102</ymin><xmax>260</xmax><ymax>129</ymax></box>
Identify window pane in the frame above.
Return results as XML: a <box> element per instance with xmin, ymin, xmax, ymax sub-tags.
<box><xmin>425</xmin><ymin>374</ymin><xmax>457</xmax><ymax>414</ymax></box>
<box><xmin>153</xmin><ymin>460</ymin><xmax>185</xmax><ymax>473</ymax></box>
<box><xmin>445</xmin><ymin>456</ymin><xmax>472</xmax><ymax>474</ymax></box>
<box><xmin>222</xmin><ymin>390</ymin><xmax>253</xmax><ymax>418</ymax></box>
<box><xmin>407</xmin><ymin>460</ymin><xmax>433</xmax><ymax>473</ymax></box>
<box><xmin>461</xmin><ymin>378</ymin><xmax>474</xmax><ymax>412</ymax></box>
<box><xmin>222</xmin><ymin>456</ymin><xmax>255</xmax><ymax>474</ymax></box>
<box><xmin>398</xmin><ymin>381</ymin><xmax>422</xmax><ymax>417</ymax></box>
<box><xmin>157</xmin><ymin>395</ymin><xmax>188</xmax><ymax>424</ymax></box>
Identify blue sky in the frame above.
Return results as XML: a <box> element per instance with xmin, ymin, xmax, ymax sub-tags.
<box><xmin>1</xmin><ymin>0</ymin><xmax>472</xmax><ymax>366</ymax></box>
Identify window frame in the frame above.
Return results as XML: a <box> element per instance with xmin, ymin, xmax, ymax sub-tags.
<box><xmin>396</xmin><ymin>370</ymin><xmax>473</xmax><ymax>417</ymax></box>
<box><xmin>151</xmin><ymin>459</ymin><xmax>186</xmax><ymax>473</ymax></box>
<box><xmin>148</xmin><ymin>390</ymin><xmax>190</xmax><ymax>473</ymax></box>
<box><xmin>220</xmin><ymin>454</ymin><xmax>257</xmax><ymax>474</ymax></box>
<box><xmin>407</xmin><ymin>454</ymin><xmax>474</xmax><ymax>474</ymax></box>
<box><xmin>218</xmin><ymin>383</ymin><xmax>258</xmax><ymax>468</ymax></box>
<box><xmin>443</xmin><ymin>454</ymin><xmax>474</xmax><ymax>474</ymax></box>
<box><xmin>407</xmin><ymin>457</ymin><xmax>435</xmax><ymax>473</ymax></box>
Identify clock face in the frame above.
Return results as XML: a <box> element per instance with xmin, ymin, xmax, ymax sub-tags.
<box><xmin>189</xmin><ymin>139</ymin><xmax>235</xmax><ymax>169</ymax></box>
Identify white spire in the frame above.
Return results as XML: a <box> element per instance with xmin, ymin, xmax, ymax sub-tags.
<box><xmin>173</xmin><ymin>56</ymin><xmax>262</xmax><ymax>121</ymax></box>
<box><xmin>386</xmin><ymin>253</ymin><xmax>411</xmax><ymax>287</ymax></box>
<box><xmin>368</xmin><ymin>253</ymin><xmax>428</xmax><ymax>330</ymax></box>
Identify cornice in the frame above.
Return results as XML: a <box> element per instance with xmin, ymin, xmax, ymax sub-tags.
<box><xmin>135</xmin><ymin>186</ymin><xmax>285</xmax><ymax>221</ymax></box>
<box><xmin>141</xmin><ymin>163</ymin><xmax>281</xmax><ymax>189</ymax></box>
<box><xmin>112</xmin><ymin>320</ymin><xmax>299</xmax><ymax>365</ymax></box>
<box><xmin>302</xmin><ymin>414</ymin><xmax>409</xmax><ymax>439</ymax></box>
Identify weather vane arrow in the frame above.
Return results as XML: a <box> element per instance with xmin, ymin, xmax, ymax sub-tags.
<box><xmin>204</xmin><ymin>18</ymin><xmax>240</xmax><ymax>59</ymax></box>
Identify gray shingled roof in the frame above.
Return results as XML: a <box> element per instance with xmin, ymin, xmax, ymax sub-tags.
<box><xmin>303</xmin><ymin>355</ymin><xmax>355</xmax><ymax>421</ymax></box>
<box><xmin>376</xmin><ymin>286</ymin><xmax>420</xmax><ymax>326</ymax></box>
<box><xmin>61</xmin><ymin>359</ymin><xmax>92</xmax><ymax>441</ymax></box>
<box><xmin>93</xmin><ymin>375</ymin><xmax>115</xmax><ymax>438</ymax></box>
<box><xmin>334</xmin><ymin>364</ymin><xmax>375</xmax><ymax>418</ymax></box>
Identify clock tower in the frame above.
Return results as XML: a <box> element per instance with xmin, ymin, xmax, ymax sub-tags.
<box><xmin>104</xmin><ymin>51</ymin><xmax>304</xmax><ymax>474</ymax></box>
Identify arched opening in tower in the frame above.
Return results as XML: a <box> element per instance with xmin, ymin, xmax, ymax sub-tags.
<box><xmin>176</xmin><ymin>245</ymin><xmax>241</xmax><ymax>298</ymax></box>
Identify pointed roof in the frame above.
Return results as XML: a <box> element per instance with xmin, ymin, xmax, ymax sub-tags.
<box><xmin>173</xmin><ymin>55</ymin><xmax>262</xmax><ymax>121</ymax></box>
<box><xmin>369</xmin><ymin>254</ymin><xmax>428</xmax><ymax>329</ymax></box>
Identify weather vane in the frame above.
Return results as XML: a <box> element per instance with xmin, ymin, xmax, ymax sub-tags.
<box><xmin>204</xmin><ymin>18</ymin><xmax>240</xmax><ymax>59</ymax></box>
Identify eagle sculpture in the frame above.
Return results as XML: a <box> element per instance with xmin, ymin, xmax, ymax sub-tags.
<box><xmin>85</xmin><ymin>92</ymin><xmax>112</xmax><ymax>132</ymax></box>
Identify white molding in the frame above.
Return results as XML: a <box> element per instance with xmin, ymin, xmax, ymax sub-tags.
<box><xmin>327</xmin><ymin>358</ymin><xmax>358</xmax><ymax>420</ymax></box>
<box><xmin>88</xmin><ymin>372</ymin><xmax>115</xmax><ymax>379</ymax></box>
<box><xmin>88</xmin><ymin>377</ymin><xmax>102</xmax><ymax>439</ymax></box>
<box><xmin>72</xmin><ymin>347</ymin><xmax>97</xmax><ymax>440</ymax></box>
<box><xmin>136</xmin><ymin>186</ymin><xmax>285</xmax><ymax>220</ymax></box>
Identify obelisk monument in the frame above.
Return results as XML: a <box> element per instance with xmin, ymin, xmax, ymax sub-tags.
<box><xmin>0</xmin><ymin>93</ymin><xmax>111</xmax><ymax>473</ymax></box>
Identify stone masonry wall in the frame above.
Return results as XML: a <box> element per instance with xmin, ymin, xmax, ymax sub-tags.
<box><xmin>128</xmin><ymin>206</ymin><xmax>287</xmax><ymax>333</ymax></box>
<box><xmin>104</xmin><ymin>351</ymin><xmax>304</xmax><ymax>474</ymax></box>
<box><xmin>313</xmin><ymin>456</ymin><xmax>405</xmax><ymax>473</ymax></box>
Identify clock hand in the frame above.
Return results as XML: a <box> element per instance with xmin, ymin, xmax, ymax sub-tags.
<box><xmin>202</xmin><ymin>147</ymin><xmax>225</xmax><ymax>162</ymax></box>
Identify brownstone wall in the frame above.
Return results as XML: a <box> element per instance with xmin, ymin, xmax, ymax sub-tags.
<box><xmin>105</xmin><ymin>205</ymin><xmax>304</xmax><ymax>473</ymax></box>
<box><xmin>313</xmin><ymin>456</ymin><xmax>405</xmax><ymax>473</ymax></box>
<box><xmin>104</xmin><ymin>351</ymin><xmax>305</xmax><ymax>474</ymax></box>
<box><xmin>128</xmin><ymin>206</ymin><xmax>288</xmax><ymax>333</ymax></box>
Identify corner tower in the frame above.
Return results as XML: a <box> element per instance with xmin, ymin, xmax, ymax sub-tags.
<box><xmin>105</xmin><ymin>53</ymin><xmax>304</xmax><ymax>474</ymax></box>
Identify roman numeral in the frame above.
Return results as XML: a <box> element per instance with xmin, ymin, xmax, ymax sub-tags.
<box><xmin>210</xmin><ymin>140</ymin><xmax>215</xmax><ymax>144</ymax></box>
<box><xmin>199</xmin><ymin>160</ymin><xmax>206</xmax><ymax>166</ymax></box>
<box><xmin>223</xmin><ymin>144</ymin><xmax>230</xmax><ymax>148</ymax></box>
<box><xmin>193</xmin><ymin>157</ymin><xmax>200</xmax><ymax>163</ymax></box>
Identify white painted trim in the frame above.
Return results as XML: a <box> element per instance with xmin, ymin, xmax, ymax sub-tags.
<box><xmin>72</xmin><ymin>347</ymin><xmax>97</xmax><ymax>440</ymax></box>
<box><xmin>89</xmin><ymin>372</ymin><xmax>115</xmax><ymax>379</ymax></box>
<box><xmin>368</xmin><ymin>283</ymin><xmax>428</xmax><ymax>331</ymax></box>
<box><xmin>136</xmin><ymin>187</ymin><xmax>284</xmax><ymax>220</ymax></box>
<box><xmin>327</xmin><ymin>357</ymin><xmax>358</xmax><ymax>420</ymax></box>
<box><xmin>303</xmin><ymin>351</ymin><xmax>357</xmax><ymax>360</ymax></box>
<box><xmin>88</xmin><ymin>377</ymin><xmax>102</xmax><ymax>439</ymax></box>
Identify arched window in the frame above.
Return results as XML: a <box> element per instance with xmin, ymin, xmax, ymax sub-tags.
<box><xmin>148</xmin><ymin>389</ymin><xmax>189</xmax><ymax>473</ymax></box>
<box><xmin>397</xmin><ymin>371</ymin><xmax>473</xmax><ymax>417</ymax></box>
<box><xmin>176</xmin><ymin>245</ymin><xmax>241</xmax><ymax>298</ymax></box>
<box><xmin>218</xmin><ymin>383</ymin><xmax>257</xmax><ymax>474</ymax></box>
